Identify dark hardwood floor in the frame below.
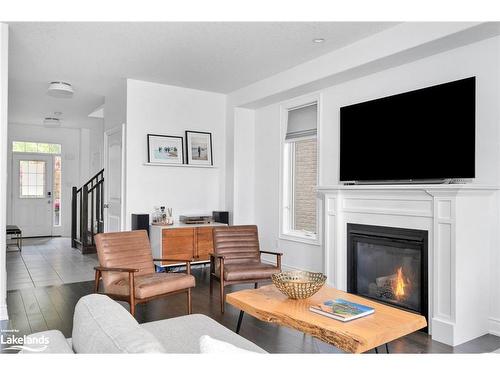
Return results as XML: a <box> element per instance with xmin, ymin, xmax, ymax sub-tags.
<box><xmin>3</xmin><ymin>265</ymin><xmax>500</xmax><ymax>354</ymax></box>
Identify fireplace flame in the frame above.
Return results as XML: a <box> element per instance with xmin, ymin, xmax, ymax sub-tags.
<box><xmin>393</xmin><ymin>267</ymin><xmax>407</xmax><ymax>300</ymax></box>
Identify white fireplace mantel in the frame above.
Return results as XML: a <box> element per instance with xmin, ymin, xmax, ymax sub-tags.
<box><xmin>317</xmin><ymin>184</ymin><xmax>499</xmax><ymax>346</ymax></box>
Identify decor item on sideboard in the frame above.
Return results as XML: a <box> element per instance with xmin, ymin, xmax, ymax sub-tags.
<box><xmin>272</xmin><ymin>271</ymin><xmax>327</xmax><ymax>299</ymax></box>
<box><xmin>147</xmin><ymin>134</ymin><xmax>184</xmax><ymax>164</ymax></box>
<box><xmin>152</xmin><ymin>206</ymin><xmax>174</xmax><ymax>225</ymax></box>
<box><xmin>185</xmin><ymin>130</ymin><xmax>213</xmax><ymax>166</ymax></box>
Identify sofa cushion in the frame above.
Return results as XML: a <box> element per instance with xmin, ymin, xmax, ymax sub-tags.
<box><xmin>106</xmin><ymin>272</ymin><xmax>195</xmax><ymax>299</ymax></box>
<box><xmin>72</xmin><ymin>294</ymin><xmax>165</xmax><ymax>353</ymax></box>
<box><xmin>141</xmin><ymin>314</ymin><xmax>266</xmax><ymax>353</ymax></box>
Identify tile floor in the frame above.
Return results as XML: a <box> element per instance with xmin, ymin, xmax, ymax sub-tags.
<box><xmin>6</xmin><ymin>237</ymin><xmax>98</xmax><ymax>290</ymax></box>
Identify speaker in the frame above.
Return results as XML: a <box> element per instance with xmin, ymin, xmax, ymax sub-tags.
<box><xmin>212</xmin><ymin>211</ymin><xmax>229</xmax><ymax>225</ymax></box>
<box><xmin>131</xmin><ymin>214</ymin><xmax>150</xmax><ymax>236</ymax></box>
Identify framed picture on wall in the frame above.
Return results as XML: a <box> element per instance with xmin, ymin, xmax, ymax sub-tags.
<box><xmin>147</xmin><ymin>134</ymin><xmax>184</xmax><ymax>164</ymax></box>
<box><xmin>185</xmin><ymin>131</ymin><xmax>213</xmax><ymax>166</ymax></box>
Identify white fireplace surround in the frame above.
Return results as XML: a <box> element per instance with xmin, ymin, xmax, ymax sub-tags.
<box><xmin>317</xmin><ymin>184</ymin><xmax>498</xmax><ymax>346</ymax></box>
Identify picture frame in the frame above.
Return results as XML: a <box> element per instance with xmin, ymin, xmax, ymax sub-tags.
<box><xmin>185</xmin><ymin>131</ymin><xmax>213</xmax><ymax>166</ymax></box>
<box><xmin>147</xmin><ymin>134</ymin><xmax>184</xmax><ymax>164</ymax></box>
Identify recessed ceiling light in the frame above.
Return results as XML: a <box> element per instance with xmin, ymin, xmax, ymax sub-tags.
<box><xmin>47</xmin><ymin>81</ymin><xmax>74</xmax><ymax>98</ymax></box>
<box><xmin>313</xmin><ymin>38</ymin><xmax>325</xmax><ymax>44</ymax></box>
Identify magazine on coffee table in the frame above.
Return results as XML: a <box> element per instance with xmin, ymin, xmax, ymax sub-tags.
<box><xmin>309</xmin><ymin>298</ymin><xmax>374</xmax><ymax>322</ymax></box>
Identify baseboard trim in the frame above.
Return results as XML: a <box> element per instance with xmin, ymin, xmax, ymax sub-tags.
<box><xmin>430</xmin><ymin>317</ymin><xmax>455</xmax><ymax>346</ymax></box>
<box><xmin>489</xmin><ymin>317</ymin><xmax>500</xmax><ymax>337</ymax></box>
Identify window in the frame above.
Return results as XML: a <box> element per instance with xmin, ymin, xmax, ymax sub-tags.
<box><xmin>19</xmin><ymin>160</ymin><xmax>46</xmax><ymax>198</ymax></box>
<box><xmin>53</xmin><ymin>156</ymin><xmax>62</xmax><ymax>226</ymax></box>
<box><xmin>282</xmin><ymin>101</ymin><xmax>319</xmax><ymax>243</ymax></box>
<box><xmin>13</xmin><ymin>141</ymin><xmax>61</xmax><ymax>154</ymax></box>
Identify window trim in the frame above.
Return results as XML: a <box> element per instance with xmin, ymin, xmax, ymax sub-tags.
<box><xmin>279</xmin><ymin>93</ymin><xmax>322</xmax><ymax>246</ymax></box>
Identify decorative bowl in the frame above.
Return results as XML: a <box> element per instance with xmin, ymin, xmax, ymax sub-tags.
<box><xmin>272</xmin><ymin>271</ymin><xmax>327</xmax><ymax>299</ymax></box>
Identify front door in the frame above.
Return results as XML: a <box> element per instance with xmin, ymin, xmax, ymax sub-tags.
<box><xmin>104</xmin><ymin>125</ymin><xmax>125</xmax><ymax>232</ymax></box>
<box><xmin>12</xmin><ymin>153</ymin><xmax>54</xmax><ymax>237</ymax></box>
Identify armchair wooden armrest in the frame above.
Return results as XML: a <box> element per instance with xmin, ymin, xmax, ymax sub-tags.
<box><xmin>259</xmin><ymin>250</ymin><xmax>282</xmax><ymax>270</ymax></box>
<box><xmin>93</xmin><ymin>266</ymin><xmax>139</xmax><ymax>295</ymax></box>
<box><xmin>94</xmin><ymin>266</ymin><xmax>139</xmax><ymax>273</ymax></box>
<box><xmin>153</xmin><ymin>258</ymin><xmax>192</xmax><ymax>263</ymax></box>
<box><xmin>153</xmin><ymin>258</ymin><xmax>192</xmax><ymax>275</ymax></box>
<box><xmin>260</xmin><ymin>250</ymin><xmax>283</xmax><ymax>256</ymax></box>
<box><xmin>209</xmin><ymin>253</ymin><xmax>225</xmax><ymax>259</ymax></box>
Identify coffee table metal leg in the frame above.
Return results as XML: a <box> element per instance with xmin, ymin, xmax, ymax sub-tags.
<box><xmin>236</xmin><ymin>310</ymin><xmax>244</xmax><ymax>334</ymax></box>
<box><xmin>373</xmin><ymin>343</ymin><xmax>390</xmax><ymax>354</ymax></box>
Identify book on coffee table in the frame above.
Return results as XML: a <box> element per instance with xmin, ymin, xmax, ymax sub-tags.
<box><xmin>309</xmin><ymin>298</ymin><xmax>375</xmax><ymax>322</ymax></box>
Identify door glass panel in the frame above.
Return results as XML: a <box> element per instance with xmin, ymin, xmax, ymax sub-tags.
<box><xmin>19</xmin><ymin>160</ymin><xmax>46</xmax><ymax>198</ymax></box>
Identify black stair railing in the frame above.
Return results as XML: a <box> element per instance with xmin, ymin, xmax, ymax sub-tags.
<box><xmin>71</xmin><ymin>169</ymin><xmax>104</xmax><ymax>253</ymax></box>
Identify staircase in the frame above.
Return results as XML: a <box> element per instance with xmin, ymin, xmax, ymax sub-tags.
<box><xmin>71</xmin><ymin>169</ymin><xmax>104</xmax><ymax>254</ymax></box>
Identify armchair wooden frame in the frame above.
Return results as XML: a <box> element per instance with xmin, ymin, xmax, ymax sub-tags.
<box><xmin>94</xmin><ymin>258</ymin><xmax>192</xmax><ymax>316</ymax></box>
<box><xmin>209</xmin><ymin>251</ymin><xmax>282</xmax><ymax>313</ymax></box>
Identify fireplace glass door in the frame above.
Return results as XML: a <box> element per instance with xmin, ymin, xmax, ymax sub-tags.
<box><xmin>354</xmin><ymin>239</ymin><xmax>421</xmax><ymax>312</ymax></box>
<box><xmin>347</xmin><ymin>224</ymin><xmax>427</xmax><ymax>317</ymax></box>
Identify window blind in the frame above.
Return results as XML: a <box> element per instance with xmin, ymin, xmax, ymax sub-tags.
<box><xmin>285</xmin><ymin>103</ymin><xmax>317</xmax><ymax>140</ymax></box>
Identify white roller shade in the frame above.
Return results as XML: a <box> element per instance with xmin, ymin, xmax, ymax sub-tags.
<box><xmin>285</xmin><ymin>103</ymin><xmax>317</xmax><ymax>140</ymax></box>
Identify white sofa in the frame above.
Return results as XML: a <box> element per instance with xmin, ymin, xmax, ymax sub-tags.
<box><xmin>20</xmin><ymin>294</ymin><xmax>265</xmax><ymax>354</ymax></box>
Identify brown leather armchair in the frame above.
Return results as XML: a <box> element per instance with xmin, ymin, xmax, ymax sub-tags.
<box><xmin>94</xmin><ymin>230</ymin><xmax>195</xmax><ymax>316</ymax></box>
<box><xmin>210</xmin><ymin>225</ymin><xmax>282</xmax><ymax>313</ymax></box>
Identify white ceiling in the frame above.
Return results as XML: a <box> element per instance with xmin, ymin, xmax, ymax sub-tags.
<box><xmin>7</xmin><ymin>22</ymin><xmax>398</xmax><ymax>129</ymax></box>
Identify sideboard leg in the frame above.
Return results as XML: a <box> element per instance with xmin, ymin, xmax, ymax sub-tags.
<box><xmin>236</xmin><ymin>310</ymin><xmax>244</xmax><ymax>334</ymax></box>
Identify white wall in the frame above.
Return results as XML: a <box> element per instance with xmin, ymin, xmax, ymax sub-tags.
<box><xmin>7</xmin><ymin>124</ymin><xmax>84</xmax><ymax>237</ymax></box>
<box><xmin>80</xmin><ymin>125</ymin><xmax>104</xmax><ymax>182</ymax></box>
<box><xmin>104</xmin><ymin>79</ymin><xmax>127</xmax><ymax>131</ymax></box>
<box><xmin>248</xmin><ymin>36</ymin><xmax>500</xmax><ymax>330</ymax></box>
<box><xmin>0</xmin><ymin>23</ymin><xmax>9</xmax><ymax>321</ymax></box>
<box><xmin>233</xmin><ymin>108</ymin><xmax>255</xmax><ymax>224</ymax></box>
<box><xmin>125</xmin><ymin>79</ymin><xmax>226</xmax><ymax>229</ymax></box>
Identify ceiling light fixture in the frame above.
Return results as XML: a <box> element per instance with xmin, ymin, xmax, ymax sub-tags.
<box><xmin>47</xmin><ymin>81</ymin><xmax>74</xmax><ymax>98</ymax></box>
<box><xmin>312</xmin><ymin>38</ymin><xmax>325</xmax><ymax>43</ymax></box>
<box><xmin>43</xmin><ymin>117</ymin><xmax>61</xmax><ymax>127</ymax></box>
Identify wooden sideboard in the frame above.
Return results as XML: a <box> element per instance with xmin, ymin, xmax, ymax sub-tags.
<box><xmin>150</xmin><ymin>223</ymin><xmax>227</xmax><ymax>267</ymax></box>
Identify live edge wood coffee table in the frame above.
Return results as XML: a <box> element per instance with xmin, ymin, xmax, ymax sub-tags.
<box><xmin>226</xmin><ymin>284</ymin><xmax>427</xmax><ymax>353</ymax></box>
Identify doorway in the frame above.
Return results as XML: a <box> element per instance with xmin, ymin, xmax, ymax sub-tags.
<box><xmin>10</xmin><ymin>141</ymin><xmax>62</xmax><ymax>237</ymax></box>
<box><xmin>103</xmin><ymin>124</ymin><xmax>125</xmax><ymax>232</ymax></box>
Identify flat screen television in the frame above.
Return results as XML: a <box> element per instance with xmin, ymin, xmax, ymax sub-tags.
<box><xmin>339</xmin><ymin>77</ymin><xmax>476</xmax><ymax>183</ymax></box>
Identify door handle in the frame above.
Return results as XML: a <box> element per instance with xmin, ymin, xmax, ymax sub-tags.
<box><xmin>103</xmin><ymin>203</ymin><xmax>110</xmax><ymax>209</ymax></box>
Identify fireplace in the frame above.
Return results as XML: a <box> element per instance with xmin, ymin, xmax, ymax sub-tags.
<box><xmin>347</xmin><ymin>224</ymin><xmax>428</xmax><ymax>328</ymax></box>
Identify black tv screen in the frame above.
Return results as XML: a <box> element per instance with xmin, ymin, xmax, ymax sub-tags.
<box><xmin>339</xmin><ymin>77</ymin><xmax>476</xmax><ymax>182</ymax></box>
